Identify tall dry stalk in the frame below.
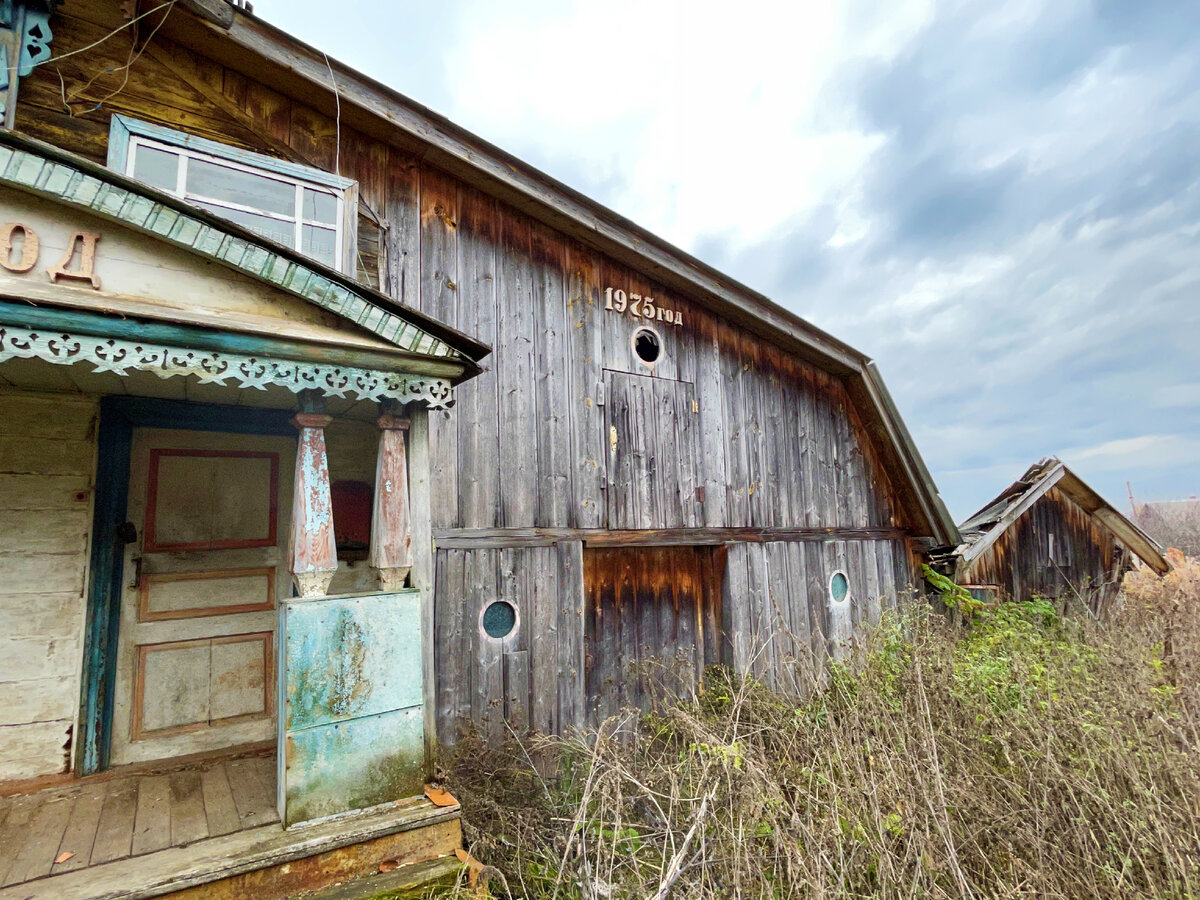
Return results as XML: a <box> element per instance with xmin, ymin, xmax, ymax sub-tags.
<box><xmin>441</xmin><ymin>559</ymin><xmax>1200</xmax><ymax>899</ymax></box>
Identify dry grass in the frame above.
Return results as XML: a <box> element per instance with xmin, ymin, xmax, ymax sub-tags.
<box><xmin>439</xmin><ymin>559</ymin><xmax>1200</xmax><ymax>899</ymax></box>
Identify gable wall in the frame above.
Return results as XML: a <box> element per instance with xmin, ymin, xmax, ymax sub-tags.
<box><xmin>14</xmin><ymin>5</ymin><xmax>930</xmax><ymax>740</ymax></box>
<box><xmin>962</xmin><ymin>485</ymin><xmax>1131</xmax><ymax>606</ymax></box>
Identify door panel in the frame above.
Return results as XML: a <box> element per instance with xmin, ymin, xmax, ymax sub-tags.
<box><xmin>110</xmin><ymin>428</ymin><xmax>295</xmax><ymax>766</ymax></box>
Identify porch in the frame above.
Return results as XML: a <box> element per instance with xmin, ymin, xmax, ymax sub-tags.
<box><xmin>0</xmin><ymin>747</ymin><xmax>462</xmax><ymax>899</ymax></box>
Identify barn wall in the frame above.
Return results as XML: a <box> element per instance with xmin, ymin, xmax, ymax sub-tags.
<box><xmin>16</xmin><ymin>5</ymin><xmax>927</xmax><ymax>742</ymax></box>
<box><xmin>962</xmin><ymin>486</ymin><xmax>1130</xmax><ymax>606</ymax></box>
<box><xmin>0</xmin><ymin>389</ymin><xmax>98</xmax><ymax>780</ymax></box>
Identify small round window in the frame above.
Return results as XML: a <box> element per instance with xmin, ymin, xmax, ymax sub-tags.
<box><xmin>632</xmin><ymin>326</ymin><xmax>662</xmax><ymax>366</ymax></box>
<box><xmin>481</xmin><ymin>600</ymin><xmax>517</xmax><ymax>640</ymax></box>
<box><xmin>829</xmin><ymin>571</ymin><xmax>849</xmax><ymax>604</ymax></box>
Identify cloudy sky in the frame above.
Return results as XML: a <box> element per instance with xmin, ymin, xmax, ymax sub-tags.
<box><xmin>262</xmin><ymin>0</ymin><xmax>1198</xmax><ymax>521</ymax></box>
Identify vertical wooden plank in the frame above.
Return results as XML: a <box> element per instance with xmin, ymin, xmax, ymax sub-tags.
<box><xmin>497</xmin><ymin>211</ymin><xmax>537</xmax><ymax>527</ymax></box>
<box><xmin>695</xmin><ymin>314</ymin><xmax>727</xmax><ymax>527</ymax></box>
<box><xmin>504</xmin><ymin>649</ymin><xmax>530</xmax><ymax>733</ymax></box>
<box><xmin>287</xmin><ymin>103</ymin><xmax>335</xmax><ymax>171</ymax></box>
<box><xmin>615</xmin><ymin>552</ymin><xmax>638</xmax><ymax>712</ymax></box>
<box><xmin>783</xmin><ymin>542</ymin><xmax>813</xmax><ymax>692</ymax></box>
<box><xmin>722</xmin><ymin>543</ymin><xmax>751</xmax><ymax>675</ymax></box>
<box><xmin>408</xmin><ymin>406</ymin><xmax>437</xmax><ymax>758</ymax></box>
<box><xmin>740</xmin><ymin>336</ymin><xmax>769</xmax><ymax>528</ymax></box>
<box><xmin>676</xmin><ymin>381</ymin><xmax>701</xmax><ymax>529</ymax></box>
<box><xmin>557</xmin><ymin>540</ymin><xmax>586</xmax><ymax>732</ymax></box>
<box><xmin>744</xmin><ymin>541</ymin><xmax>772</xmax><ymax>686</ymax></box>
<box><xmin>654</xmin><ymin>376</ymin><xmax>682</xmax><ymax>528</ymax></box>
<box><xmin>530</xmin><ymin>545</ymin><xmax>559</xmax><ymax>735</ymax></box>
<box><xmin>796</xmin><ymin>371</ymin><xmax>820</xmax><ymax>527</ymax></box>
<box><xmin>804</xmin><ymin>543</ymin><xmax>829</xmax><ymax>684</ymax></box>
<box><xmin>565</xmin><ymin>242</ymin><xmax>606</xmax><ymax>529</ymax></box>
<box><xmin>53</xmin><ymin>781</ymin><xmax>107</xmax><ymax>874</ymax></box>
<box><xmin>704</xmin><ymin>545</ymin><xmax>727</xmax><ymax>669</ymax></box>
<box><xmin>131</xmin><ymin>774</ymin><xmax>171</xmax><ymax>856</ymax></box>
<box><xmin>433</xmin><ymin>549</ymin><xmax>460</xmax><ymax>745</ymax></box>
<box><xmin>420</xmin><ymin>167</ymin><xmax>460</xmax><ymax>530</ymax></box>
<box><xmin>455</xmin><ymin>187</ymin><xmax>500</xmax><ymax>529</ymax></box>
<box><xmin>863</xmin><ymin>541</ymin><xmax>883</xmax><ymax>626</ymax></box>
<box><xmin>811</xmin><ymin>374</ymin><xmax>838</xmax><ymax>528</ymax></box>
<box><xmin>200</xmin><ymin>763</ymin><xmax>242</xmax><ymax>838</ymax></box>
<box><xmin>382</xmin><ymin>147</ymin><xmax>421</xmax><ymax>307</ymax></box>
<box><xmin>720</xmin><ymin>323</ymin><xmax>751</xmax><ymax>527</ymax></box>
<box><xmin>89</xmin><ymin>777</ymin><xmax>139</xmax><ymax>865</ymax></box>
<box><xmin>532</xmin><ymin>224</ymin><xmax>572</xmax><ymax>527</ymax></box>
<box><xmin>478</xmin><ymin>550</ymin><xmax>505</xmax><ymax>741</ymax></box>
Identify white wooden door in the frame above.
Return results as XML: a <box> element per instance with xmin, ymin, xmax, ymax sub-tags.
<box><xmin>110</xmin><ymin>428</ymin><xmax>295</xmax><ymax>766</ymax></box>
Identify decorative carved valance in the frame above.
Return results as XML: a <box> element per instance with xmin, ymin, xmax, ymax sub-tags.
<box><xmin>0</xmin><ymin>324</ymin><xmax>455</xmax><ymax>408</ymax></box>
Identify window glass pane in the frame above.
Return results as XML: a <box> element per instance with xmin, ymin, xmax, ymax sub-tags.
<box><xmin>187</xmin><ymin>157</ymin><xmax>295</xmax><ymax>216</ymax></box>
<box><xmin>195</xmin><ymin>200</ymin><xmax>295</xmax><ymax>248</ymax></box>
<box><xmin>132</xmin><ymin>145</ymin><xmax>178</xmax><ymax>191</ymax></box>
<box><xmin>303</xmin><ymin>188</ymin><xmax>337</xmax><ymax>224</ymax></box>
<box><xmin>302</xmin><ymin>224</ymin><xmax>337</xmax><ymax>266</ymax></box>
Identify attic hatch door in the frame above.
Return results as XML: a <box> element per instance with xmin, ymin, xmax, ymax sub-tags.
<box><xmin>109</xmin><ymin>428</ymin><xmax>296</xmax><ymax>766</ymax></box>
<box><xmin>604</xmin><ymin>371</ymin><xmax>699</xmax><ymax>529</ymax></box>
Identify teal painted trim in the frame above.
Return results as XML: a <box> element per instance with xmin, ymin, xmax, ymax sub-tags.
<box><xmin>0</xmin><ymin>138</ymin><xmax>486</xmax><ymax>368</ymax></box>
<box><xmin>108</xmin><ymin>114</ymin><xmax>355</xmax><ymax>191</ymax></box>
<box><xmin>78</xmin><ymin>397</ymin><xmax>298</xmax><ymax>775</ymax></box>
<box><xmin>0</xmin><ymin>300</ymin><xmax>461</xmax><ymax>375</ymax></box>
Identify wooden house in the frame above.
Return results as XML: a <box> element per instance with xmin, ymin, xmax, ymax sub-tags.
<box><xmin>947</xmin><ymin>458</ymin><xmax>1169</xmax><ymax>608</ymax></box>
<box><xmin>0</xmin><ymin>0</ymin><xmax>958</xmax><ymax>894</ymax></box>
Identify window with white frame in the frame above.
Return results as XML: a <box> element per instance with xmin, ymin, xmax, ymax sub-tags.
<box><xmin>108</xmin><ymin>115</ymin><xmax>356</xmax><ymax>273</ymax></box>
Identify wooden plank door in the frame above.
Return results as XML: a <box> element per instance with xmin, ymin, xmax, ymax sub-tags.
<box><xmin>583</xmin><ymin>545</ymin><xmax>725</xmax><ymax>726</ymax></box>
<box><xmin>109</xmin><ymin>428</ymin><xmax>295</xmax><ymax>767</ymax></box>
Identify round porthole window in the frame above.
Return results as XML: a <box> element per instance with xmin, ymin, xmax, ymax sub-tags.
<box><xmin>632</xmin><ymin>326</ymin><xmax>662</xmax><ymax>366</ymax></box>
<box><xmin>481</xmin><ymin>600</ymin><xmax>517</xmax><ymax>640</ymax></box>
<box><xmin>829</xmin><ymin>571</ymin><xmax>849</xmax><ymax>604</ymax></box>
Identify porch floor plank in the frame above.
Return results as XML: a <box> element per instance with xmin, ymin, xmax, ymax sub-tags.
<box><xmin>199</xmin><ymin>762</ymin><xmax>241</xmax><ymax>837</ymax></box>
<box><xmin>90</xmin><ymin>778</ymin><xmax>140</xmax><ymax>865</ymax></box>
<box><xmin>168</xmin><ymin>771</ymin><xmax>208</xmax><ymax>847</ymax></box>
<box><xmin>130</xmin><ymin>775</ymin><xmax>171</xmax><ymax>857</ymax></box>
<box><xmin>225</xmin><ymin>757</ymin><xmax>277</xmax><ymax>829</ymax></box>
<box><xmin>0</xmin><ymin>794</ymin><xmax>459</xmax><ymax>900</ymax></box>
<box><xmin>0</xmin><ymin>793</ymin><xmax>42</xmax><ymax>884</ymax></box>
<box><xmin>2</xmin><ymin>792</ymin><xmax>73</xmax><ymax>886</ymax></box>
<box><xmin>52</xmin><ymin>781</ymin><xmax>108</xmax><ymax>874</ymax></box>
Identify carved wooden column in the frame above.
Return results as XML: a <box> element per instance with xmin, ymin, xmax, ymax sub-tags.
<box><xmin>289</xmin><ymin>411</ymin><xmax>338</xmax><ymax>598</ymax></box>
<box><xmin>369</xmin><ymin>411</ymin><xmax>413</xmax><ymax>590</ymax></box>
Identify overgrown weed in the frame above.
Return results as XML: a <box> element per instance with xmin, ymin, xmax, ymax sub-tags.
<box><xmin>439</xmin><ymin>559</ymin><xmax>1200</xmax><ymax>899</ymax></box>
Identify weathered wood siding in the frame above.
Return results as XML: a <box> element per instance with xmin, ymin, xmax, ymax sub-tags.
<box><xmin>962</xmin><ymin>486</ymin><xmax>1131</xmax><ymax>607</ymax></box>
<box><xmin>583</xmin><ymin>546</ymin><xmax>724</xmax><ymax>724</ymax></box>
<box><xmin>14</xmin><ymin>3</ymin><xmax>927</xmax><ymax>744</ymax></box>
<box><xmin>0</xmin><ymin>390</ymin><xmax>97</xmax><ymax>780</ymax></box>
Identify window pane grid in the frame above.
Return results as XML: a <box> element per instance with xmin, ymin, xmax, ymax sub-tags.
<box><xmin>127</xmin><ymin>136</ymin><xmax>345</xmax><ymax>271</ymax></box>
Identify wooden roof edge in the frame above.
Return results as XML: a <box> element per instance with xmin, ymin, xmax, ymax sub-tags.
<box><xmin>856</xmin><ymin>363</ymin><xmax>961</xmax><ymax>547</ymax></box>
<box><xmin>957</xmin><ymin>462</ymin><xmax>1067</xmax><ymax>568</ymax></box>
<box><xmin>957</xmin><ymin>459</ymin><xmax>1170</xmax><ymax>576</ymax></box>
<box><xmin>163</xmin><ymin>5</ymin><xmax>868</xmax><ymax>378</ymax></box>
<box><xmin>0</xmin><ymin>130</ymin><xmax>490</xmax><ymax>376</ymax></box>
<box><xmin>1055</xmin><ymin>468</ymin><xmax>1170</xmax><ymax>575</ymax></box>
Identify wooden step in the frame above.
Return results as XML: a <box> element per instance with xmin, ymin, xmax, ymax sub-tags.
<box><xmin>0</xmin><ymin>796</ymin><xmax>461</xmax><ymax>900</ymax></box>
<box><xmin>290</xmin><ymin>855</ymin><xmax>464</xmax><ymax>899</ymax></box>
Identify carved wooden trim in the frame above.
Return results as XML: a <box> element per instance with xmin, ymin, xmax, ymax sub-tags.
<box><xmin>0</xmin><ymin>324</ymin><xmax>456</xmax><ymax>408</ymax></box>
<box><xmin>143</xmin><ymin>449</ymin><xmax>280</xmax><ymax>552</ymax></box>
<box><xmin>137</xmin><ymin>567</ymin><xmax>276</xmax><ymax>622</ymax></box>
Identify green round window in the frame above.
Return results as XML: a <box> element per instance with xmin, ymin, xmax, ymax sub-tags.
<box><xmin>830</xmin><ymin>571</ymin><xmax>849</xmax><ymax>604</ymax></box>
<box><xmin>482</xmin><ymin>600</ymin><xmax>517</xmax><ymax>639</ymax></box>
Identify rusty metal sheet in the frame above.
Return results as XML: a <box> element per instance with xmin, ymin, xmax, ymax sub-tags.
<box><xmin>281</xmin><ymin>590</ymin><xmax>425</xmax><ymax>826</ymax></box>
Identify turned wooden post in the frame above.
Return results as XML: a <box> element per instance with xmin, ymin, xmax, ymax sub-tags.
<box><xmin>369</xmin><ymin>412</ymin><xmax>413</xmax><ymax>590</ymax></box>
<box><xmin>289</xmin><ymin>411</ymin><xmax>338</xmax><ymax>598</ymax></box>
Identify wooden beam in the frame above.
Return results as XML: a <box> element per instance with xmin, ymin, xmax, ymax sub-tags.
<box><xmin>431</xmin><ymin>526</ymin><xmax>908</xmax><ymax>550</ymax></box>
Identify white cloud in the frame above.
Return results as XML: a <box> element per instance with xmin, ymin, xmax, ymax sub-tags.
<box><xmin>446</xmin><ymin>0</ymin><xmax>933</xmax><ymax>249</ymax></box>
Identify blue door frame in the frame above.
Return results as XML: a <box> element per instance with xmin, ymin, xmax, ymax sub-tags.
<box><xmin>78</xmin><ymin>397</ymin><xmax>296</xmax><ymax>775</ymax></box>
